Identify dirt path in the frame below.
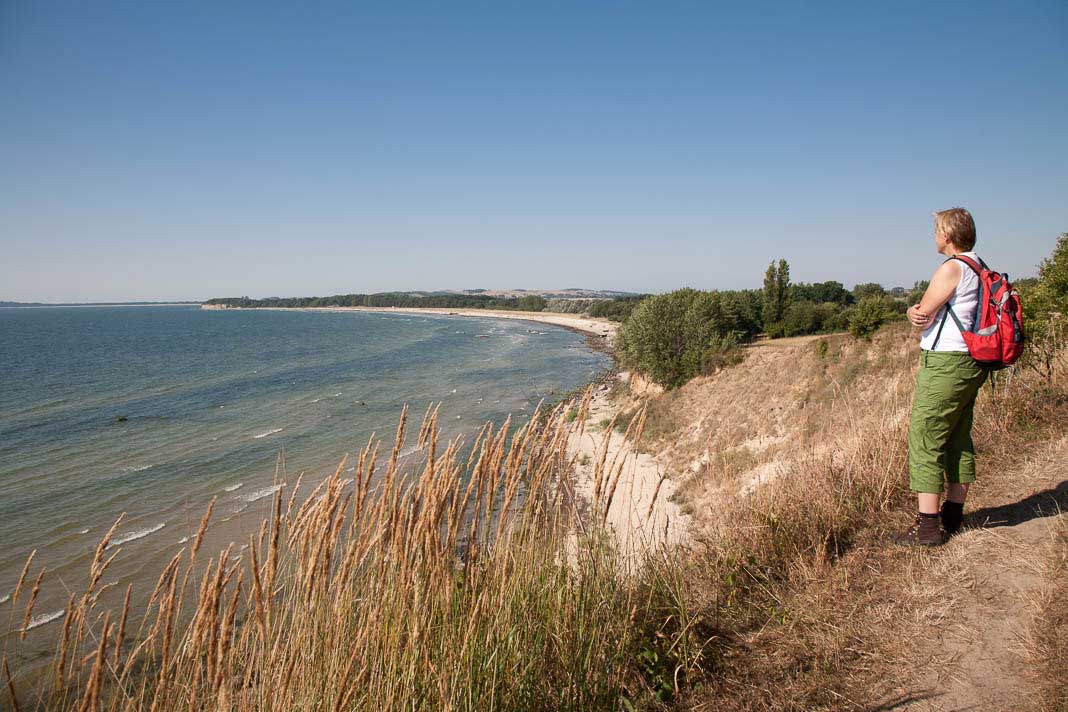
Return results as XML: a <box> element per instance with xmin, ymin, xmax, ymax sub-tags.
<box><xmin>883</xmin><ymin>436</ymin><xmax>1068</xmax><ymax>711</ymax></box>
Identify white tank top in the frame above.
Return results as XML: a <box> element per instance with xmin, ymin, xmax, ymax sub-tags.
<box><xmin>919</xmin><ymin>251</ymin><xmax>981</xmax><ymax>352</ymax></box>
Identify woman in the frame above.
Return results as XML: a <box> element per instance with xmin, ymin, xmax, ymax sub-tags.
<box><xmin>895</xmin><ymin>207</ymin><xmax>988</xmax><ymax>546</ymax></box>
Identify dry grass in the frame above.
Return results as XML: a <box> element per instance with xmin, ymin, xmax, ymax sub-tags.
<box><xmin>2</xmin><ymin>391</ymin><xmax>710</xmax><ymax>711</ymax></box>
<box><xmin>1025</xmin><ymin>515</ymin><xmax>1068</xmax><ymax>712</ymax></box>
<box><xmin>640</xmin><ymin>323</ymin><xmax>1068</xmax><ymax>709</ymax></box>
<box><xmin>5</xmin><ymin>323</ymin><xmax>1065</xmax><ymax>711</ymax></box>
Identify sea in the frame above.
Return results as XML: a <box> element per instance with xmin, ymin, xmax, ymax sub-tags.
<box><xmin>0</xmin><ymin>305</ymin><xmax>609</xmax><ymax>644</ymax></box>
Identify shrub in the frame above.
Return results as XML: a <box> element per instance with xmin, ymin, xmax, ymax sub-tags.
<box><xmin>907</xmin><ymin>280</ymin><xmax>929</xmax><ymax>306</ymax></box>
<box><xmin>852</xmin><ymin>282</ymin><xmax>886</xmax><ymax>301</ymax></box>
<box><xmin>1019</xmin><ymin>234</ymin><xmax>1068</xmax><ymax>385</ymax></box>
<box><xmin>516</xmin><ymin>295</ymin><xmax>548</xmax><ymax>312</ymax></box>
<box><xmin>791</xmin><ymin>280</ymin><xmax>853</xmax><ymax>306</ymax></box>
<box><xmin>782</xmin><ymin>302</ymin><xmax>821</xmax><ymax>337</ymax></box>
<box><xmin>617</xmin><ymin>288</ymin><xmax>751</xmax><ymax>388</ymax></box>
<box><xmin>702</xmin><ymin>333</ymin><xmax>746</xmax><ymax>374</ymax></box>
<box><xmin>587</xmin><ymin>296</ymin><xmax>647</xmax><ymax>322</ymax></box>
<box><xmin>849</xmin><ymin>297</ymin><xmax>891</xmax><ymax>339</ymax></box>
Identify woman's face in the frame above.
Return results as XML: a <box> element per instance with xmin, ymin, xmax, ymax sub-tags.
<box><xmin>934</xmin><ymin>225</ymin><xmax>950</xmax><ymax>255</ymax></box>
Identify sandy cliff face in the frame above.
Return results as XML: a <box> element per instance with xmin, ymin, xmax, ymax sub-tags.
<box><xmin>612</xmin><ymin>326</ymin><xmax>919</xmax><ymax>533</ymax></box>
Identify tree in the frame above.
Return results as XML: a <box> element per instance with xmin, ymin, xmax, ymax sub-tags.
<box><xmin>762</xmin><ymin>259</ymin><xmax>792</xmax><ymax>336</ymax></box>
<box><xmin>907</xmin><ymin>280</ymin><xmax>929</xmax><ymax>306</ymax></box>
<box><xmin>782</xmin><ymin>301</ymin><xmax>820</xmax><ymax>336</ymax></box>
<box><xmin>1020</xmin><ymin>233</ymin><xmax>1068</xmax><ymax>385</ymax></box>
<box><xmin>852</xmin><ymin>282</ymin><xmax>886</xmax><ymax>301</ymax></box>
<box><xmin>516</xmin><ymin>295</ymin><xmax>547</xmax><ymax>312</ymax></box>
<box><xmin>1037</xmin><ymin>233</ymin><xmax>1068</xmax><ymax>316</ymax></box>
<box><xmin>617</xmin><ymin>288</ymin><xmax>750</xmax><ymax>388</ymax></box>
<box><xmin>848</xmin><ymin>297</ymin><xmax>890</xmax><ymax>339</ymax></box>
<box><xmin>792</xmin><ymin>280</ymin><xmax>852</xmax><ymax>305</ymax></box>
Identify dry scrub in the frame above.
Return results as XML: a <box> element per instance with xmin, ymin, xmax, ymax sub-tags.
<box><xmin>4</xmin><ymin>322</ymin><xmax>1065</xmax><ymax>711</ymax></box>
<box><xmin>2</xmin><ymin>394</ymin><xmax>702</xmax><ymax>711</ymax></box>
<box><xmin>1026</xmin><ymin>515</ymin><xmax>1068</xmax><ymax>712</ymax></box>
<box><xmin>616</xmin><ymin>323</ymin><xmax>1068</xmax><ymax>709</ymax></box>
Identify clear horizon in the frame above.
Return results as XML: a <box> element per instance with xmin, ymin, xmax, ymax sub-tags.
<box><xmin>2</xmin><ymin>0</ymin><xmax>1066</xmax><ymax>302</ymax></box>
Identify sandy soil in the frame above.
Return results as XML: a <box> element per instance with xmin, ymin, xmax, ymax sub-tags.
<box><xmin>566</xmin><ymin>376</ymin><xmax>690</xmax><ymax>559</ymax></box>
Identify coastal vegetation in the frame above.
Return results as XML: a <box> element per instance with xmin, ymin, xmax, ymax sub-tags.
<box><xmin>202</xmin><ymin>258</ymin><xmax>912</xmax><ymax>343</ymax></box>
<box><xmin>5</xmin><ymin>237</ymin><xmax>1064</xmax><ymax>709</ymax></box>
<box><xmin>615</xmin><ymin>288</ymin><xmax>758</xmax><ymax>388</ymax></box>
<box><xmin>4</xmin><ymin>398</ymin><xmax>704</xmax><ymax>711</ymax></box>
<box><xmin>204</xmin><ymin>293</ymin><xmax>553</xmax><ymax>312</ymax></box>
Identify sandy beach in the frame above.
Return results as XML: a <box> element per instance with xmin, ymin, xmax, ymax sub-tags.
<box><xmin>202</xmin><ymin>304</ymin><xmax>617</xmax><ymax>339</ymax></box>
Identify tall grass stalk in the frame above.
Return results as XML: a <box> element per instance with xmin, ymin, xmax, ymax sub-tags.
<box><xmin>3</xmin><ymin>390</ymin><xmax>699</xmax><ymax>711</ymax></box>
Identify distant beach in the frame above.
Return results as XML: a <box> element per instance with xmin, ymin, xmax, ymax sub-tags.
<box><xmin>196</xmin><ymin>304</ymin><xmax>686</xmax><ymax>552</ymax></box>
<box><xmin>200</xmin><ymin>303</ymin><xmax>618</xmax><ymax>340</ymax></box>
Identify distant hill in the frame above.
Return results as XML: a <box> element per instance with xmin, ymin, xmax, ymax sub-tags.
<box><xmin>203</xmin><ymin>289</ymin><xmax>645</xmax><ymax>316</ymax></box>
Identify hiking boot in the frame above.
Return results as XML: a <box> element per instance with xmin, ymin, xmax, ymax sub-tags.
<box><xmin>892</xmin><ymin>513</ymin><xmax>946</xmax><ymax>547</ymax></box>
<box><xmin>941</xmin><ymin>501</ymin><xmax>964</xmax><ymax>537</ymax></box>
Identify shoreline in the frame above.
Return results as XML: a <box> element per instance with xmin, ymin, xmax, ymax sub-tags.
<box><xmin>202</xmin><ymin>304</ymin><xmax>685</xmax><ymax>552</ymax></box>
<box><xmin>199</xmin><ymin>304</ymin><xmax>617</xmax><ymax>342</ymax></box>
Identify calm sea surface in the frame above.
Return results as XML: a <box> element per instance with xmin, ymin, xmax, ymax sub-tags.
<box><xmin>0</xmin><ymin>305</ymin><xmax>608</xmax><ymax>637</ymax></box>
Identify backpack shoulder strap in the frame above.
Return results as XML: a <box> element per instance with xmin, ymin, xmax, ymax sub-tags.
<box><xmin>952</xmin><ymin>254</ymin><xmax>983</xmax><ymax>275</ymax></box>
<box><xmin>933</xmin><ymin>256</ymin><xmax>973</xmax><ymax>339</ymax></box>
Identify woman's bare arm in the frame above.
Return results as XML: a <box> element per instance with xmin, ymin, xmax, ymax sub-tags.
<box><xmin>907</xmin><ymin>261</ymin><xmax>961</xmax><ymax>328</ymax></box>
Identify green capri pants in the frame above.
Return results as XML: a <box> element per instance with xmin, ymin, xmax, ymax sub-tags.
<box><xmin>907</xmin><ymin>350</ymin><xmax>989</xmax><ymax>494</ymax></box>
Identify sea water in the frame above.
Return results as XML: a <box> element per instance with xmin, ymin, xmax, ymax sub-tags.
<box><xmin>0</xmin><ymin>305</ymin><xmax>609</xmax><ymax>637</ymax></box>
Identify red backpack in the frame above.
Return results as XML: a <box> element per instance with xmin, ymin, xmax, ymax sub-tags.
<box><xmin>933</xmin><ymin>254</ymin><xmax>1025</xmax><ymax>369</ymax></box>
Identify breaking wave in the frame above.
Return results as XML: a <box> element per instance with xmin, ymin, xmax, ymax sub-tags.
<box><xmin>108</xmin><ymin>522</ymin><xmax>166</xmax><ymax>549</ymax></box>
<box><xmin>238</xmin><ymin>484</ymin><xmax>284</xmax><ymax>504</ymax></box>
<box><xmin>24</xmin><ymin>609</ymin><xmax>65</xmax><ymax>631</ymax></box>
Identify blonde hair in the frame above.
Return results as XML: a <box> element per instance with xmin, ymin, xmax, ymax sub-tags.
<box><xmin>934</xmin><ymin>207</ymin><xmax>976</xmax><ymax>251</ymax></box>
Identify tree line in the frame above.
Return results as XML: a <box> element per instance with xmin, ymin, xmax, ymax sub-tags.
<box><xmin>617</xmin><ymin>239</ymin><xmax>1066</xmax><ymax>389</ymax></box>
<box><xmin>204</xmin><ymin>293</ymin><xmax>552</xmax><ymax>312</ymax></box>
<box><xmin>207</xmin><ymin>236</ymin><xmax>1068</xmax><ymax>392</ymax></box>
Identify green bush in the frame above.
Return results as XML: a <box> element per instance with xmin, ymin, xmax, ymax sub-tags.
<box><xmin>701</xmin><ymin>333</ymin><xmax>746</xmax><ymax>374</ymax></box>
<box><xmin>1020</xmin><ymin>234</ymin><xmax>1068</xmax><ymax>384</ymax></box>
<box><xmin>515</xmin><ymin>295</ymin><xmax>548</xmax><ymax>312</ymax></box>
<box><xmin>852</xmin><ymin>282</ymin><xmax>886</xmax><ymax>301</ymax></box>
<box><xmin>782</xmin><ymin>302</ymin><xmax>820</xmax><ymax>337</ymax></box>
<box><xmin>587</xmin><ymin>296</ymin><xmax>648</xmax><ymax>322</ymax></box>
<box><xmin>792</xmin><ymin>280</ymin><xmax>853</xmax><ymax>306</ymax></box>
<box><xmin>906</xmin><ymin>280</ymin><xmax>929</xmax><ymax>306</ymax></box>
<box><xmin>848</xmin><ymin>297</ymin><xmax>891</xmax><ymax>339</ymax></box>
<box><xmin>617</xmin><ymin>288</ymin><xmax>753</xmax><ymax>388</ymax></box>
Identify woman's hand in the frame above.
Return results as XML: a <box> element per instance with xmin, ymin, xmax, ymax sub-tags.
<box><xmin>911</xmin><ymin>260</ymin><xmax>962</xmax><ymax>329</ymax></box>
<box><xmin>908</xmin><ymin>304</ymin><xmax>933</xmax><ymax>328</ymax></box>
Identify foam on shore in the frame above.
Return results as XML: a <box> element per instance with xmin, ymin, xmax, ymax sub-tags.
<box><xmin>24</xmin><ymin>609</ymin><xmax>66</xmax><ymax>631</ymax></box>
<box><xmin>108</xmin><ymin>522</ymin><xmax>166</xmax><ymax>549</ymax></box>
<box><xmin>239</xmin><ymin>483</ymin><xmax>284</xmax><ymax>503</ymax></box>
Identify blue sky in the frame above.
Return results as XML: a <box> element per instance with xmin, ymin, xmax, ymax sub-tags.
<box><xmin>1</xmin><ymin>0</ymin><xmax>1066</xmax><ymax>302</ymax></box>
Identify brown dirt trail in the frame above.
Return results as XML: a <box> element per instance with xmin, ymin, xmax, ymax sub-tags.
<box><xmin>877</xmin><ymin>435</ymin><xmax>1068</xmax><ymax>711</ymax></box>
